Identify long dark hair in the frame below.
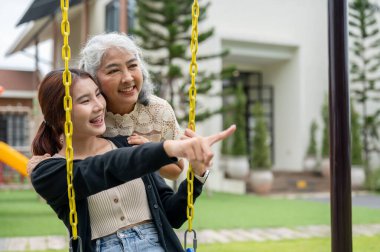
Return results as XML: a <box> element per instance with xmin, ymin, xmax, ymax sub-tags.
<box><xmin>31</xmin><ymin>69</ymin><xmax>97</xmax><ymax>155</ymax></box>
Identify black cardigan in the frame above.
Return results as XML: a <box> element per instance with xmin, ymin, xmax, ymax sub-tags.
<box><xmin>31</xmin><ymin>136</ymin><xmax>204</xmax><ymax>252</ymax></box>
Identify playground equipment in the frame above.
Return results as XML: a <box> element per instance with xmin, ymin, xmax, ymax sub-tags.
<box><xmin>60</xmin><ymin>0</ymin><xmax>200</xmax><ymax>251</ymax></box>
<box><xmin>184</xmin><ymin>1</ymin><xmax>200</xmax><ymax>251</ymax></box>
<box><xmin>0</xmin><ymin>141</ymin><xmax>28</xmax><ymax>177</ymax></box>
<box><xmin>328</xmin><ymin>1</ymin><xmax>352</xmax><ymax>251</ymax></box>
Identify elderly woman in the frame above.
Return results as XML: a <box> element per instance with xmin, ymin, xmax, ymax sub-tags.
<box><xmin>78</xmin><ymin>32</ymin><xmax>183</xmax><ymax>180</ymax></box>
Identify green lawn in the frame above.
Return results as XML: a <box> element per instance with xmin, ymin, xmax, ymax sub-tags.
<box><xmin>0</xmin><ymin>189</ymin><xmax>67</xmax><ymax>237</ymax></box>
<box><xmin>1</xmin><ymin>189</ymin><xmax>380</xmax><ymax>251</ymax></box>
<box><xmin>189</xmin><ymin>192</ymin><xmax>380</xmax><ymax>230</ymax></box>
<box><xmin>1</xmin><ymin>189</ymin><xmax>380</xmax><ymax>237</ymax></box>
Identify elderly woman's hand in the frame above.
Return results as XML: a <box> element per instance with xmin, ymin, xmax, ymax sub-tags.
<box><xmin>27</xmin><ymin>154</ymin><xmax>51</xmax><ymax>176</ymax></box>
<box><xmin>127</xmin><ymin>133</ymin><xmax>150</xmax><ymax>146</ymax></box>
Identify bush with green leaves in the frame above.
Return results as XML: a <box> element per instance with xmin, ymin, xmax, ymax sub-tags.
<box><xmin>306</xmin><ymin>120</ymin><xmax>318</xmax><ymax>157</ymax></box>
<box><xmin>321</xmin><ymin>96</ymin><xmax>329</xmax><ymax>158</ymax></box>
<box><xmin>367</xmin><ymin>168</ymin><xmax>380</xmax><ymax>192</ymax></box>
<box><xmin>229</xmin><ymin>82</ymin><xmax>247</xmax><ymax>156</ymax></box>
<box><xmin>250</xmin><ymin>103</ymin><xmax>271</xmax><ymax>170</ymax></box>
<box><xmin>351</xmin><ymin>102</ymin><xmax>363</xmax><ymax>166</ymax></box>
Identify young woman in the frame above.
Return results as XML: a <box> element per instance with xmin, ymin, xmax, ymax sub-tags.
<box><xmin>30</xmin><ymin>69</ymin><xmax>235</xmax><ymax>252</ymax></box>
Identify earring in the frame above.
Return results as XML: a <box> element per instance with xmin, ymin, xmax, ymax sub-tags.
<box><xmin>60</xmin><ymin>135</ymin><xmax>64</xmax><ymax>145</ymax></box>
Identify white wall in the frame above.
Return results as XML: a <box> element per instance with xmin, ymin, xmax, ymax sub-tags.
<box><xmin>204</xmin><ymin>0</ymin><xmax>329</xmax><ymax>170</ymax></box>
<box><xmin>81</xmin><ymin>0</ymin><xmax>330</xmax><ymax>175</ymax></box>
<box><xmin>262</xmin><ymin>51</ymin><xmax>302</xmax><ymax>170</ymax></box>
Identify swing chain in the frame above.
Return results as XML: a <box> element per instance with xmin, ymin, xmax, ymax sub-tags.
<box><xmin>60</xmin><ymin>0</ymin><xmax>79</xmax><ymax>240</ymax></box>
<box><xmin>186</xmin><ymin>0</ymin><xmax>200</xmax><ymax>234</ymax></box>
<box><xmin>69</xmin><ymin>236</ymin><xmax>83</xmax><ymax>252</ymax></box>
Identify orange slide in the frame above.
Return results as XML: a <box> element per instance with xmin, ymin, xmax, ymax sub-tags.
<box><xmin>0</xmin><ymin>141</ymin><xmax>28</xmax><ymax>177</ymax></box>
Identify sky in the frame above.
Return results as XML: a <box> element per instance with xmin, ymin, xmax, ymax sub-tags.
<box><xmin>0</xmin><ymin>0</ymin><xmax>51</xmax><ymax>73</ymax></box>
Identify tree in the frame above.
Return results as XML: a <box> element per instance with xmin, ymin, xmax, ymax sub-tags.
<box><xmin>133</xmin><ymin>0</ymin><xmax>232</xmax><ymax>124</ymax></box>
<box><xmin>349</xmin><ymin>0</ymin><xmax>380</xmax><ymax>178</ymax></box>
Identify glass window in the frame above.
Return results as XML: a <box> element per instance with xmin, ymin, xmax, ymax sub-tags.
<box><xmin>0</xmin><ymin>117</ymin><xmax>7</xmax><ymax>142</ymax></box>
<box><xmin>0</xmin><ymin>113</ymin><xmax>29</xmax><ymax>147</ymax></box>
<box><xmin>105</xmin><ymin>0</ymin><xmax>136</xmax><ymax>33</ymax></box>
<box><xmin>128</xmin><ymin>0</ymin><xmax>135</xmax><ymax>31</ymax></box>
<box><xmin>222</xmin><ymin>72</ymin><xmax>275</xmax><ymax>162</ymax></box>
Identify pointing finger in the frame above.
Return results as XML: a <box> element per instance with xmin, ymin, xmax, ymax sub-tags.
<box><xmin>207</xmin><ymin>125</ymin><xmax>236</xmax><ymax>146</ymax></box>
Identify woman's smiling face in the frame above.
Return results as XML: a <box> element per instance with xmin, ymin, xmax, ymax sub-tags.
<box><xmin>96</xmin><ymin>47</ymin><xmax>144</xmax><ymax>115</ymax></box>
<box><xmin>71</xmin><ymin>77</ymin><xmax>106</xmax><ymax>138</ymax></box>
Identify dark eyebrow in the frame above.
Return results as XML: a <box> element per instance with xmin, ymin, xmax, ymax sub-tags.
<box><xmin>104</xmin><ymin>58</ymin><xmax>138</xmax><ymax>69</ymax></box>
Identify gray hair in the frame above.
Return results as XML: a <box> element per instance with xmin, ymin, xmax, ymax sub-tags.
<box><xmin>78</xmin><ymin>32</ymin><xmax>153</xmax><ymax>105</ymax></box>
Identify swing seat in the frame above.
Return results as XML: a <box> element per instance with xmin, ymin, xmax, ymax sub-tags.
<box><xmin>186</xmin><ymin>248</ymin><xmax>195</xmax><ymax>252</ymax></box>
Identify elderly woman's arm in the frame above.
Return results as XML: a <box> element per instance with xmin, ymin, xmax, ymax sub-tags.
<box><xmin>127</xmin><ymin>133</ymin><xmax>184</xmax><ymax>180</ymax></box>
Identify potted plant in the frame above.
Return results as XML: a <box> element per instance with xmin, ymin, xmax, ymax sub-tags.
<box><xmin>351</xmin><ymin>102</ymin><xmax>365</xmax><ymax>188</ymax></box>
<box><xmin>224</xmin><ymin>82</ymin><xmax>249</xmax><ymax>179</ymax></box>
<box><xmin>304</xmin><ymin>120</ymin><xmax>318</xmax><ymax>171</ymax></box>
<box><xmin>320</xmin><ymin>96</ymin><xmax>330</xmax><ymax>177</ymax></box>
<box><xmin>247</xmin><ymin>102</ymin><xmax>273</xmax><ymax>194</ymax></box>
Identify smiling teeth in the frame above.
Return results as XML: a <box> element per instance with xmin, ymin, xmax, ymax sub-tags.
<box><xmin>90</xmin><ymin>116</ymin><xmax>103</xmax><ymax>123</ymax></box>
<box><xmin>120</xmin><ymin>86</ymin><xmax>134</xmax><ymax>92</ymax></box>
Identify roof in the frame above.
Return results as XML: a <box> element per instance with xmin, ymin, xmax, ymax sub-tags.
<box><xmin>0</xmin><ymin>69</ymin><xmax>38</xmax><ymax>91</ymax></box>
<box><xmin>7</xmin><ymin>1</ymin><xmax>83</xmax><ymax>56</ymax></box>
<box><xmin>17</xmin><ymin>0</ymin><xmax>82</xmax><ymax>26</ymax></box>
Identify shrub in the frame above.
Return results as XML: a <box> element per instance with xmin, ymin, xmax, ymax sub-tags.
<box><xmin>250</xmin><ymin>103</ymin><xmax>271</xmax><ymax>170</ymax></box>
<box><xmin>307</xmin><ymin>120</ymin><xmax>318</xmax><ymax>157</ymax></box>
<box><xmin>351</xmin><ymin>102</ymin><xmax>363</xmax><ymax>166</ymax></box>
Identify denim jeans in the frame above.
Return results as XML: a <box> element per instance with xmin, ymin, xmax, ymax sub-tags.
<box><xmin>95</xmin><ymin>222</ymin><xmax>165</xmax><ymax>252</ymax></box>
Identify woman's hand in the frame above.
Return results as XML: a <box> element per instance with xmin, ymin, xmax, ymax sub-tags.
<box><xmin>127</xmin><ymin>133</ymin><xmax>150</xmax><ymax>145</ymax></box>
<box><xmin>27</xmin><ymin>154</ymin><xmax>51</xmax><ymax>176</ymax></box>
<box><xmin>163</xmin><ymin>125</ymin><xmax>236</xmax><ymax>176</ymax></box>
<box><xmin>181</xmin><ymin>128</ymin><xmax>211</xmax><ymax>174</ymax></box>
<box><xmin>181</xmin><ymin>128</ymin><xmax>199</xmax><ymax>140</ymax></box>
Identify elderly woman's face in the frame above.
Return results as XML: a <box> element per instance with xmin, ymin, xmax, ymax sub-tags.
<box><xmin>96</xmin><ymin>47</ymin><xmax>143</xmax><ymax>114</ymax></box>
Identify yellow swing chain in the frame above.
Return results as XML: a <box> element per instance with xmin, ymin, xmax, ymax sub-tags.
<box><xmin>60</xmin><ymin>0</ymin><xmax>78</xmax><ymax>240</ymax></box>
<box><xmin>187</xmin><ymin>0</ymin><xmax>200</xmax><ymax>233</ymax></box>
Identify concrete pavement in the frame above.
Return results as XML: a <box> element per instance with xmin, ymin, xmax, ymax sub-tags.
<box><xmin>1</xmin><ymin>224</ymin><xmax>380</xmax><ymax>251</ymax></box>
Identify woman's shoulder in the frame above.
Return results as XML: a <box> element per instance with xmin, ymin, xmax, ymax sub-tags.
<box><xmin>31</xmin><ymin>157</ymin><xmax>66</xmax><ymax>178</ymax></box>
<box><xmin>145</xmin><ymin>95</ymin><xmax>171</xmax><ymax>107</ymax></box>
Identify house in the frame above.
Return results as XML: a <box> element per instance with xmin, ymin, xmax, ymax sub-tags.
<box><xmin>0</xmin><ymin>68</ymin><xmax>40</xmax><ymax>155</ymax></box>
<box><xmin>6</xmin><ymin>0</ymin><xmax>332</xmax><ymax>193</ymax></box>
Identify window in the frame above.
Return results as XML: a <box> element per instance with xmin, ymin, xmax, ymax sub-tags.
<box><xmin>105</xmin><ymin>0</ymin><xmax>136</xmax><ymax>33</ymax></box>
<box><xmin>0</xmin><ymin>112</ymin><xmax>29</xmax><ymax>148</ymax></box>
<box><xmin>223</xmin><ymin>71</ymin><xmax>275</xmax><ymax>162</ymax></box>
<box><xmin>0</xmin><ymin>112</ymin><xmax>29</xmax><ymax>182</ymax></box>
